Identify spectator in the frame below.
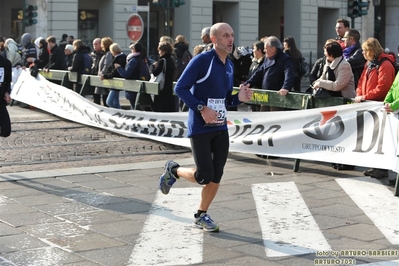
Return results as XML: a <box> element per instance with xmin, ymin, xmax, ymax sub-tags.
<box><xmin>21</xmin><ymin>33</ymin><xmax>37</xmax><ymax>67</ymax></box>
<box><xmin>174</xmin><ymin>34</ymin><xmax>192</xmax><ymax>80</ymax></box>
<box><xmin>283</xmin><ymin>36</ymin><xmax>303</xmax><ymax>92</ymax></box>
<box><xmin>309</xmin><ymin>39</ymin><xmax>337</xmax><ymax>85</ymax></box>
<box><xmin>90</xmin><ymin>38</ymin><xmax>106</xmax><ymax>103</ymax></box>
<box><xmin>68</xmin><ymin>39</ymin><xmax>92</xmax><ymax>92</ymax></box>
<box><xmin>150</xmin><ymin>41</ymin><xmax>177</xmax><ymax>112</ymax></box>
<box><xmin>4</xmin><ymin>38</ymin><xmax>22</xmax><ymax>67</ymax></box>
<box><xmin>43</xmin><ymin>36</ymin><xmax>65</xmax><ymax>71</ymax></box>
<box><xmin>27</xmin><ymin>38</ymin><xmax>49</xmax><ymax>69</ymax></box>
<box><xmin>34</xmin><ymin>36</ymin><xmax>43</xmax><ymax>58</ymax></box>
<box><xmin>103</xmin><ymin>43</ymin><xmax>127</xmax><ymax>109</ymax></box>
<box><xmin>59</xmin><ymin>33</ymin><xmax>68</xmax><ymax>51</ymax></box>
<box><xmin>94</xmin><ymin>37</ymin><xmax>113</xmax><ymax>107</ymax></box>
<box><xmin>201</xmin><ymin>26</ymin><xmax>213</xmax><ymax>51</ymax></box>
<box><xmin>244</xmin><ymin>36</ymin><xmax>294</xmax><ymax>111</ymax></box>
<box><xmin>335</xmin><ymin>18</ymin><xmax>350</xmax><ymax>50</ymax></box>
<box><xmin>356</xmin><ymin>37</ymin><xmax>396</xmax><ymax>102</ymax></box>
<box><xmin>383</xmin><ymin>74</ymin><xmax>399</xmax><ymax>185</ymax></box>
<box><xmin>0</xmin><ymin>54</ymin><xmax>12</xmax><ymax>137</ymax></box>
<box><xmin>91</xmin><ymin>37</ymin><xmax>105</xmax><ymax>75</ymax></box>
<box><xmin>312</xmin><ymin>41</ymin><xmax>355</xmax><ymax>98</ymax></box>
<box><xmin>312</xmin><ymin>41</ymin><xmax>356</xmax><ymax>173</ymax></box>
<box><xmin>247</xmin><ymin>41</ymin><xmax>266</xmax><ymax>111</ymax></box>
<box><xmin>248</xmin><ymin>41</ymin><xmax>265</xmax><ymax>78</ymax></box>
<box><xmin>67</xmin><ymin>35</ymin><xmax>74</xmax><ymax>45</ymax></box>
<box><xmin>0</xmin><ymin>37</ymin><xmax>5</xmax><ymax>58</ymax></box>
<box><xmin>115</xmin><ymin>41</ymin><xmax>147</xmax><ymax>109</ymax></box>
<box><xmin>343</xmin><ymin>29</ymin><xmax>366</xmax><ymax>88</ymax></box>
<box><xmin>64</xmin><ymin>44</ymin><xmax>74</xmax><ymax>70</ymax></box>
<box><xmin>355</xmin><ymin>37</ymin><xmax>396</xmax><ymax>179</ymax></box>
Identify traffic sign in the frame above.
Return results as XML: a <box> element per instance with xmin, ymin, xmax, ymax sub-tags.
<box><xmin>126</xmin><ymin>13</ymin><xmax>144</xmax><ymax>42</ymax></box>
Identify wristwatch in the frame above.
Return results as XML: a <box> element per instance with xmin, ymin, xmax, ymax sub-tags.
<box><xmin>197</xmin><ymin>104</ymin><xmax>204</xmax><ymax>112</ymax></box>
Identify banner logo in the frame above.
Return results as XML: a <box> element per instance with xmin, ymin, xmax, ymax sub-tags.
<box><xmin>303</xmin><ymin>110</ymin><xmax>344</xmax><ymax>140</ymax></box>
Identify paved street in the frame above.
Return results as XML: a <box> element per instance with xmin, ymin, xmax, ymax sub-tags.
<box><xmin>0</xmin><ymin>106</ymin><xmax>398</xmax><ymax>266</ymax></box>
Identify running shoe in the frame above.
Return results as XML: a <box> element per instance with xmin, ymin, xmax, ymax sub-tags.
<box><xmin>194</xmin><ymin>213</ymin><xmax>219</xmax><ymax>232</ymax></box>
<box><xmin>159</xmin><ymin>160</ymin><xmax>179</xmax><ymax>195</ymax></box>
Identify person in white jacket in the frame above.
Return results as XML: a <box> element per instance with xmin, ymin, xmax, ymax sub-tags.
<box><xmin>4</xmin><ymin>38</ymin><xmax>22</xmax><ymax>67</ymax></box>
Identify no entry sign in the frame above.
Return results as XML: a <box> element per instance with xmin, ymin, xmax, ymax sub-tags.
<box><xmin>126</xmin><ymin>13</ymin><xmax>144</xmax><ymax>42</ymax></box>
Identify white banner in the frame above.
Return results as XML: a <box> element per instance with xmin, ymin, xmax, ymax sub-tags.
<box><xmin>11</xmin><ymin>70</ymin><xmax>399</xmax><ymax>173</ymax></box>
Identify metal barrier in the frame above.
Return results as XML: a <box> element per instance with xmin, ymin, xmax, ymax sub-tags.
<box><xmin>39</xmin><ymin>70</ymin><xmax>398</xmax><ymax>195</ymax></box>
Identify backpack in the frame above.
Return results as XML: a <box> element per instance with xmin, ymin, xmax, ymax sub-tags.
<box><xmin>377</xmin><ymin>57</ymin><xmax>399</xmax><ymax>76</ymax></box>
<box><xmin>176</xmin><ymin>49</ymin><xmax>192</xmax><ymax>79</ymax></box>
<box><xmin>298</xmin><ymin>57</ymin><xmax>309</xmax><ymax>78</ymax></box>
<box><xmin>82</xmin><ymin>53</ymin><xmax>92</xmax><ymax>74</ymax></box>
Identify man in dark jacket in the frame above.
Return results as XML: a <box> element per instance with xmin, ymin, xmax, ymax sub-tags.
<box><xmin>244</xmin><ymin>36</ymin><xmax>294</xmax><ymax>111</ymax></box>
<box><xmin>90</xmin><ymin>38</ymin><xmax>104</xmax><ymax>75</ymax></box>
<box><xmin>21</xmin><ymin>33</ymin><xmax>37</xmax><ymax>67</ymax></box>
<box><xmin>343</xmin><ymin>29</ymin><xmax>366</xmax><ymax>88</ymax></box>
<box><xmin>0</xmin><ymin>54</ymin><xmax>12</xmax><ymax>137</ymax></box>
<box><xmin>43</xmin><ymin>36</ymin><xmax>65</xmax><ymax>71</ymax></box>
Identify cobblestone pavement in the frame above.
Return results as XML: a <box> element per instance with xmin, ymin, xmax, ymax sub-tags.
<box><xmin>0</xmin><ymin>106</ymin><xmax>192</xmax><ymax>173</ymax></box>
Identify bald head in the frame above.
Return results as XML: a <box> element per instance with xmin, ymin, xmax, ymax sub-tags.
<box><xmin>210</xmin><ymin>22</ymin><xmax>234</xmax><ymax>58</ymax></box>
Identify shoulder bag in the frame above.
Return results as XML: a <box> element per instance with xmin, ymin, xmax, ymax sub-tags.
<box><xmin>150</xmin><ymin>58</ymin><xmax>166</xmax><ymax>90</ymax></box>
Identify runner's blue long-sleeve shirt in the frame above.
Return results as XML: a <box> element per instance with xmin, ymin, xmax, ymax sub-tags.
<box><xmin>175</xmin><ymin>49</ymin><xmax>241</xmax><ymax>137</ymax></box>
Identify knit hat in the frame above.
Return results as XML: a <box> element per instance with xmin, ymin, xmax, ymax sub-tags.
<box><xmin>65</xmin><ymin>44</ymin><xmax>74</xmax><ymax>52</ymax></box>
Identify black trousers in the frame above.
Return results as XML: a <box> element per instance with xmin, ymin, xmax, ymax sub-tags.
<box><xmin>0</xmin><ymin>105</ymin><xmax>11</xmax><ymax>137</ymax></box>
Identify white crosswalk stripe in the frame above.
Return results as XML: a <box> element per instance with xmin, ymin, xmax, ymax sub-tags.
<box><xmin>252</xmin><ymin>181</ymin><xmax>331</xmax><ymax>257</ymax></box>
<box><xmin>128</xmin><ymin>188</ymin><xmax>203</xmax><ymax>266</ymax></box>
<box><xmin>336</xmin><ymin>177</ymin><xmax>399</xmax><ymax>245</ymax></box>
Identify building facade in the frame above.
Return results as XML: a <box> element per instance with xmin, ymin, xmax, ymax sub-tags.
<box><xmin>0</xmin><ymin>0</ymin><xmax>398</xmax><ymax>64</ymax></box>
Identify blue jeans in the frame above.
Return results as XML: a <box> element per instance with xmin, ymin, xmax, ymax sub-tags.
<box><xmin>106</xmin><ymin>89</ymin><xmax>121</xmax><ymax>109</ymax></box>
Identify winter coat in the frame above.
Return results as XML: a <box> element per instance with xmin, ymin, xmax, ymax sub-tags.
<box><xmin>4</xmin><ymin>39</ymin><xmax>22</xmax><ymax>67</ymax></box>
<box><xmin>317</xmin><ymin>56</ymin><xmax>356</xmax><ymax>98</ymax></box>
<box><xmin>384</xmin><ymin>73</ymin><xmax>399</xmax><ymax>111</ymax></box>
<box><xmin>103</xmin><ymin>53</ymin><xmax>127</xmax><ymax>79</ymax></box>
<box><xmin>245</xmin><ymin>48</ymin><xmax>294</xmax><ymax>91</ymax></box>
<box><xmin>356</xmin><ymin>53</ymin><xmax>396</xmax><ymax>101</ymax></box>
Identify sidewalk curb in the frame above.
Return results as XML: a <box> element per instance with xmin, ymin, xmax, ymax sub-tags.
<box><xmin>0</xmin><ymin>157</ymin><xmax>195</xmax><ymax>182</ymax></box>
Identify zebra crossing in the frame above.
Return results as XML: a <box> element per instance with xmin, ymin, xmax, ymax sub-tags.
<box><xmin>127</xmin><ymin>178</ymin><xmax>399</xmax><ymax>266</ymax></box>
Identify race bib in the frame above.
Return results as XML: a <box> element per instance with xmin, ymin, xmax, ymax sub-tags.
<box><xmin>206</xmin><ymin>98</ymin><xmax>226</xmax><ymax>126</ymax></box>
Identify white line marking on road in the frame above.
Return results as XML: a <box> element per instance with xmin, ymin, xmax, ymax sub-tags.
<box><xmin>336</xmin><ymin>177</ymin><xmax>399</xmax><ymax>244</ymax></box>
<box><xmin>252</xmin><ymin>182</ymin><xmax>331</xmax><ymax>257</ymax></box>
<box><xmin>128</xmin><ymin>188</ymin><xmax>203</xmax><ymax>266</ymax></box>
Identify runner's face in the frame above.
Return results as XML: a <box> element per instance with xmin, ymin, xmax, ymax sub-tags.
<box><xmin>213</xmin><ymin>24</ymin><xmax>234</xmax><ymax>56</ymax></box>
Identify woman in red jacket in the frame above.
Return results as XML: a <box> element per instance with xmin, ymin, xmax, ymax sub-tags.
<box><xmin>355</xmin><ymin>37</ymin><xmax>396</xmax><ymax>179</ymax></box>
<box><xmin>355</xmin><ymin>37</ymin><xmax>396</xmax><ymax>103</ymax></box>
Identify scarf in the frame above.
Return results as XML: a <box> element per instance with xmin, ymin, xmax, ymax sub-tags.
<box><xmin>127</xmin><ymin>52</ymin><xmax>140</xmax><ymax>62</ymax></box>
<box><xmin>343</xmin><ymin>44</ymin><xmax>357</xmax><ymax>59</ymax></box>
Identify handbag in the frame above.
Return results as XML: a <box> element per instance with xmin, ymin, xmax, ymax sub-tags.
<box><xmin>29</xmin><ymin>62</ymin><xmax>39</xmax><ymax>78</ymax></box>
<box><xmin>30</xmin><ymin>64</ymin><xmax>39</xmax><ymax>78</ymax></box>
<box><xmin>312</xmin><ymin>58</ymin><xmax>343</xmax><ymax>98</ymax></box>
<box><xmin>149</xmin><ymin>58</ymin><xmax>166</xmax><ymax>90</ymax></box>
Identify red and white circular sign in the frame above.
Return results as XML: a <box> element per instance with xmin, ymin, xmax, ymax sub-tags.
<box><xmin>126</xmin><ymin>13</ymin><xmax>144</xmax><ymax>42</ymax></box>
